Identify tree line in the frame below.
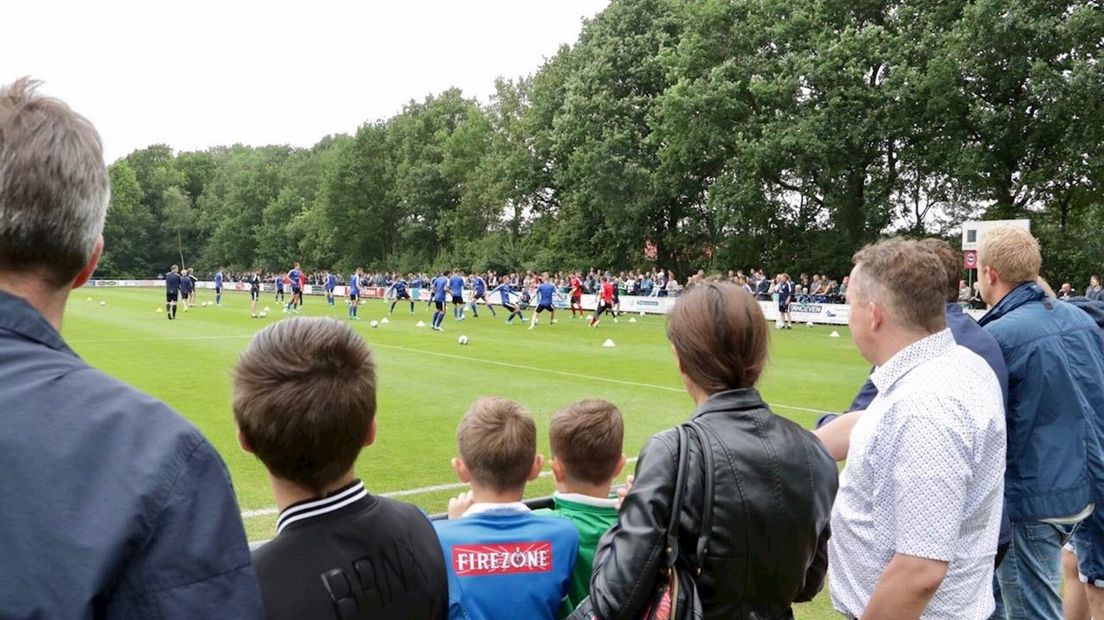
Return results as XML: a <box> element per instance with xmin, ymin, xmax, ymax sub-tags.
<box><xmin>100</xmin><ymin>0</ymin><xmax>1104</xmax><ymax>286</ymax></box>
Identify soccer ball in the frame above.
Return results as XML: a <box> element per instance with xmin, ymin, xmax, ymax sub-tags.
<box><xmin>775</xmin><ymin>319</ymin><xmax>784</xmax><ymax>329</ymax></box>
<box><xmin>259</xmin><ymin>311</ymin><xmax>268</xmax><ymax>318</ymax></box>
<box><xmin>807</xmin><ymin>321</ymin><xmax>814</xmax><ymax>328</ymax></box>
<box><xmin>370</xmin><ymin>320</ymin><xmax>379</xmax><ymax>328</ymax></box>
<box><xmin>458</xmin><ymin>335</ymin><xmax>469</xmax><ymax>345</ymax></box>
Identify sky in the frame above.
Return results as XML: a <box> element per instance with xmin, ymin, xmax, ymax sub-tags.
<box><xmin>2</xmin><ymin>0</ymin><xmax>610</xmax><ymax>162</ymax></box>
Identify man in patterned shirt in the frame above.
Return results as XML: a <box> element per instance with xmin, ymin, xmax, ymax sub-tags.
<box><xmin>828</xmin><ymin>238</ymin><xmax>1006</xmax><ymax>620</ymax></box>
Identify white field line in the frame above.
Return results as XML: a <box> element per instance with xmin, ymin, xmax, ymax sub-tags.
<box><xmin>65</xmin><ymin>334</ymin><xmax>837</xmax><ymax>418</ymax></box>
<box><xmin>241</xmin><ymin>458</ymin><xmax>642</xmax><ymax>520</ymax></box>
<box><xmin>63</xmin><ymin>334</ymin><xmax>835</xmax><ymax>518</ymax></box>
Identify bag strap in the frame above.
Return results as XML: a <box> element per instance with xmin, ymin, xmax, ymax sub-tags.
<box><xmin>687</xmin><ymin>422</ymin><xmax>715</xmax><ymax>571</ymax></box>
<box><xmin>665</xmin><ymin>424</ymin><xmax>691</xmax><ymax>569</ymax></box>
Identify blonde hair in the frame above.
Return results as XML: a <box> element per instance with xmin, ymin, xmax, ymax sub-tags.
<box><xmin>978</xmin><ymin>226</ymin><xmax>1041</xmax><ymax>285</ymax></box>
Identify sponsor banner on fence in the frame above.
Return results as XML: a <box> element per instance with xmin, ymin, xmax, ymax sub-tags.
<box><xmin>758</xmin><ymin>301</ymin><xmax>850</xmax><ymax>325</ymax></box>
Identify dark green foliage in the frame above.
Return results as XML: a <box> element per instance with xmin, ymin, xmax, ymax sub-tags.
<box><xmin>96</xmin><ymin>0</ymin><xmax>1104</xmax><ymax>284</ymax></box>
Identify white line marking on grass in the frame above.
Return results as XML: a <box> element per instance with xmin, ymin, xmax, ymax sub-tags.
<box><xmin>242</xmin><ymin>457</ymin><xmax>642</xmax><ymax>519</ymax></box>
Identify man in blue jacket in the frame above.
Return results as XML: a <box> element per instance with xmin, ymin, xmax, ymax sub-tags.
<box><xmin>0</xmin><ymin>78</ymin><xmax>262</xmax><ymax>618</ymax></box>
<box><xmin>977</xmin><ymin>226</ymin><xmax>1104</xmax><ymax>620</ymax></box>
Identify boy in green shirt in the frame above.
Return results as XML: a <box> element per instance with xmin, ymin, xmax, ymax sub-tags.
<box><xmin>541</xmin><ymin>399</ymin><xmax>627</xmax><ymax>615</ymax></box>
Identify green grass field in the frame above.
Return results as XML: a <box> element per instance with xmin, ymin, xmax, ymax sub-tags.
<box><xmin>63</xmin><ymin>287</ymin><xmax>869</xmax><ymax>619</ymax></box>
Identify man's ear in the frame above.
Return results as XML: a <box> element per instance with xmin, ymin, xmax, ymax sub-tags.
<box><xmin>237</xmin><ymin>428</ymin><xmax>254</xmax><ymax>454</ymax></box>
<box><xmin>451</xmin><ymin>457</ymin><xmax>472</xmax><ymax>484</ymax></box>
<box><xmin>71</xmin><ymin>236</ymin><xmax>103</xmax><ymax>290</ymax></box>
<box><xmin>528</xmin><ymin>454</ymin><xmax>545</xmax><ymax>482</ymax></box>
<box><xmin>869</xmin><ymin>299</ymin><xmax>885</xmax><ymax>332</ymax></box>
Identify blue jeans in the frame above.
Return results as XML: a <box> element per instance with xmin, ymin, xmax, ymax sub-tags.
<box><xmin>994</xmin><ymin>521</ymin><xmax>1076</xmax><ymax>619</ymax></box>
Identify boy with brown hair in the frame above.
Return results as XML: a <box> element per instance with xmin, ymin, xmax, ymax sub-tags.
<box><xmin>543</xmin><ymin>399</ymin><xmax>626</xmax><ymax>613</ymax></box>
<box><xmin>234</xmin><ymin>317</ymin><xmax>447</xmax><ymax>620</ymax></box>
<box><xmin>436</xmin><ymin>397</ymin><xmax>580</xmax><ymax>620</ymax></box>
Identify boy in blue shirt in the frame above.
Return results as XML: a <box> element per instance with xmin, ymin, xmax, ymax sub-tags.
<box><xmin>435</xmin><ymin>397</ymin><xmax>579</xmax><ymax>620</ymax></box>
<box><xmin>529</xmin><ymin>275</ymin><xmax>557</xmax><ymax>330</ymax></box>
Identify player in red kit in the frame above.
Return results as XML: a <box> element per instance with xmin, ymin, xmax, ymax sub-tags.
<box><xmin>569</xmin><ymin>272</ymin><xmax>584</xmax><ymax>318</ymax></box>
<box><xmin>590</xmin><ymin>276</ymin><xmax>615</xmax><ymax>328</ymax></box>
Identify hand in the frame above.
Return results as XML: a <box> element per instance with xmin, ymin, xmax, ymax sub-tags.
<box><xmin>615</xmin><ymin>474</ymin><xmax>635</xmax><ymax>510</ymax></box>
<box><xmin>448</xmin><ymin>490</ymin><xmax>475</xmax><ymax>519</ymax></box>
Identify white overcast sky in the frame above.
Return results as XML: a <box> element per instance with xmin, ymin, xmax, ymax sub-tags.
<box><xmin>2</xmin><ymin>0</ymin><xmax>609</xmax><ymax>162</ymax></box>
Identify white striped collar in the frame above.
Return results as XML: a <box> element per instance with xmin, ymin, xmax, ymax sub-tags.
<box><xmin>276</xmin><ymin>480</ymin><xmax>369</xmax><ymax>534</ymax></box>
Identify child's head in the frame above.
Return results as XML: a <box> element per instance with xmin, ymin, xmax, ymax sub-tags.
<box><xmin>549</xmin><ymin>399</ymin><xmax>625</xmax><ymax>490</ymax></box>
<box><xmin>455</xmin><ymin>397</ymin><xmax>540</xmax><ymax>494</ymax></box>
<box><xmin>233</xmin><ymin>317</ymin><xmax>377</xmax><ymax>495</ymax></box>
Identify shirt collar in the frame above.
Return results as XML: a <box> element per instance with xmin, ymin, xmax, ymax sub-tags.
<box><xmin>0</xmin><ymin>289</ymin><xmax>74</xmax><ymax>355</ymax></box>
<box><xmin>553</xmin><ymin>491</ymin><xmax>618</xmax><ymax>509</ymax></box>
<box><xmin>462</xmin><ymin>502</ymin><xmax>531</xmax><ymax>518</ymax></box>
<box><xmin>870</xmin><ymin>329</ymin><xmax>955</xmax><ymax>395</ymax></box>
<box><xmin>276</xmin><ymin>479</ymin><xmax>370</xmax><ymax>534</ymax></box>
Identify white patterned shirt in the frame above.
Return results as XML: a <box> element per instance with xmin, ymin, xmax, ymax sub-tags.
<box><xmin>829</xmin><ymin>329</ymin><xmax>1006</xmax><ymax>620</ymax></box>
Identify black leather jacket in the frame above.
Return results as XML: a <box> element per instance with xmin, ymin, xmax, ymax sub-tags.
<box><xmin>589</xmin><ymin>389</ymin><xmax>838</xmax><ymax>620</ymax></box>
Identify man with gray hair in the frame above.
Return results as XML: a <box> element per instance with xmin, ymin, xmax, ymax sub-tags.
<box><xmin>828</xmin><ymin>238</ymin><xmax>1006</xmax><ymax>619</ymax></box>
<box><xmin>0</xmin><ymin>78</ymin><xmax>263</xmax><ymax>617</ymax></box>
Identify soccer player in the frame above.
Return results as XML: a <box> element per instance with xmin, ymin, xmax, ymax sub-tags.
<box><xmin>489</xmin><ymin>280</ymin><xmax>525</xmax><ymax>324</ymax></box>
<box><xmin>386</xmin><ymin>273</ymin><xmax>414</xmax><ymax>315</ymax></box>
<box><xmin>249</xmin><ymin>269</ymin><xmax>262</xmax><ymax>317</ymax></box>
<box><xmin>568</xmin><ymin>271</ymin><xmax>584</xmax><ymax>318</ymax></box>
<box><xmin>529</xmin><ymin>274</ymin><xmax>557</xmax><ymax>330</ymax></box>
<box><xmin>469</xmin><ymin>272</ymin><xmax>495</xmax><ymax>318</ymax></box>
<box><xmin>431</xmin><ymin>271</ymin><xmax>448</xmax><ymax>331</ymax></box>
<box><xmin>323</xmin><ymin>270</ymin><xmax>336</xmax><ymax>306</ymax></box>
<box><xmin>214</xmin><ymin>268</ymin><xmax>224</xmax><ymax>306</ymax></box>
<box><xmin>449</xmin><ymin>270</ymin><xmax>466</xmax><ymax>320</ymax></box>
<box><xmin>777</xmin><ymin>273</ymin><xmax>795</xmax><ymax>328</ymax></box>
<box><xmin>347</xmin><ymin>268</ymin><xmax>362</xmax><ymax>320</ymax></box>
<box><xmin>274</xmin><ymin>273</ymin><xmax>285</xmax><ymax>302</ymax></box>
<box><xmin>590</xmin><ymin>276</ymin><xmax>615</xmax><ymax>327</ymax></box>
<box><xmin>165</xmin><ymin>264</ymin><xmax>181</xmax><ymax>320</ymax></box>
<box><xmin>179</xmin><ymin>268</ymin><xmax>193</xmax><ymax>312</ymax></box>
<box><xmin>285</xmin><ymin>262</ymin><xmax>302</xmax><ymax>314</ymax></box>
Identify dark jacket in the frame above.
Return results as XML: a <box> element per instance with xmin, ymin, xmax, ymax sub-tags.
<box><xmin>0</xmin><ymin>289</ymin><xmax>263</xmax><ymax>618</ymax></box>
<box><xmin>979</xmin><ymin>283</ymin><xmax>1104</xmax><ymax>520</ymax></box>
<box><xmin>589</xmin><ymin>389</ymin><xmax>838</xmax><ymax>620</ymax></box>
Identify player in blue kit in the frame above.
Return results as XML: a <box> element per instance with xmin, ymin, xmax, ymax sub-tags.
<box><xmin>488</xmin><ymin>281</ymin><xmax>525</xmax><ymax>324</ymax></box>
<box><xmin>347</xmin><ymin>268</ymin><xmax>362</xmax><ymax>320</ymax></box>
<box><xmin>449</xmin><ymin>270</ymin><xmax>466</xmax><ymax>320</ymax></box>
<box><xmin>285</xmin><ymin>262</ymin><xmax>303</xmax><ymax>314</ymax></box>
<box><xmin>274</xmin><ymin>274</ymin><xmax>285</xmax><ymax>302</ymax></box>
<box><xmin>164</xmin><ymin>265</ymin><xmax>181</xmax><ymax>320</ymax></box>
<box><xmin>386</xmin><ymin>274</ymin><xmax>415</xmax><ymax>315</ymax></box>
<box><xmin>323</xmin><ymin>270</ymin><xmax>336</xmax><ymax>306</ymax></box>
<box><xmin>214</xmin><ymin>268</ymin><xmax>224</xmax><ymax>306</ymax></box>
<box><xmin>178</xmin><ymin>268</ymin><xmax>194</xmax><ymax>312</ymax></box>
<box><xmin>468</xmin><ymin>273</ymin><xmax>496</xmax><ymax>318</ymax></box>
<box><xmin>529</xmin><ymin>275</ymin><xmax>557</xmax><ymax>330</ymax></box>
<box><xmin>249</xmin><ymin>269</ymin><xmax>262</xmax><ymax>317</ymax></box>
<box><xmin>431</xmin><ymin>272</ymin><xmax>449</xmax><ymax>331</ymax></box>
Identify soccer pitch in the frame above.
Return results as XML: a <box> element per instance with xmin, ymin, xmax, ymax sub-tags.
<box><xmin>63</xmin><ymin>287</ymin><xmax>869</xmax><ymax>619</ymax></box>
